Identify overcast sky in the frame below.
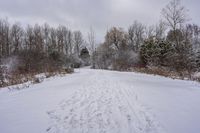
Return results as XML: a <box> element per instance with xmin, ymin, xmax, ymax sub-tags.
<box><xmin>0</xmin><ymin>0</ymin><xmax>200</xmax><ymax>42</ymax></box>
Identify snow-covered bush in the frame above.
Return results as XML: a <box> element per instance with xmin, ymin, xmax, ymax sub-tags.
<box><xmin>68</xmin><ymin>54</ymin><xmax>83</xmax><ymax>68</ymax></box>
<box><xmin>192</xmin><ymin>72</ymin><xmax>200</xmax><ymax>82</ymax></box>
<box><xmin>112</xmin><ymin>50</ymin><xmax>140</xmax><ymax>70</ymax></box>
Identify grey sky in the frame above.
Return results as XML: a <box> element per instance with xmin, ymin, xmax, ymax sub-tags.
<box><xmin>0</xmin><ymin>0</ymin><xmax>199</xmax><ymax>42</ymax></box>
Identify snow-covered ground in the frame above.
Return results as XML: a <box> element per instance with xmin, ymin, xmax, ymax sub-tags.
<box><xmin>0</xmin><ymin>68</ymin><xmax>200</xmax><ymax>133</ymax></box>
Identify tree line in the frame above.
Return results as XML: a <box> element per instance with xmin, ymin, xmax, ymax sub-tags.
<box><xmin>0</xmin><ymin>20</ymin><xmax>92</xmax><ymax>71</ymax></box>
<box><xmin>0</xmin><ymin>20</ymin><xmax>92</xmax><ymax>87</ymax></box>
<box><xmin>93</xmin><ymin>0</ymin><xmax>200</xmax><ymax>79</ymax></box>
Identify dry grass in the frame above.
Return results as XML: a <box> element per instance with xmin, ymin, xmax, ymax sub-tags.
<box><xmin>130</xmin><ymin>66</ymin><xmax>194</xmax><ymax>81</ymax></box>
<box><xmin>0</xmin><ymin>67</ymin><xmax>74</xmax><ymax>88</ymax></box>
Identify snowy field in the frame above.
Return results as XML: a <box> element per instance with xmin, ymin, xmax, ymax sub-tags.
<box><xmin>0</xmin><ymin>68</ymin><xmax>200</xmax><ymax>133</ymax></box>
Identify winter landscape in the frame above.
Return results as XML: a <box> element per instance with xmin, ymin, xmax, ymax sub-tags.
<box><xmin>1</xmin><ymin>0</ymin><xmax>200</xmax><ymax>133</ymax></box>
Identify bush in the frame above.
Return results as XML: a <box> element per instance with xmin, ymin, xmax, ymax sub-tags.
<box><xmin>64</xmin><ymin>67</ymin><xmax>74</xmax><ymax>73</ymax></box>
<box><xmin>69</xmin><ymin>54</ymin><xmax>82</xmax><ymax>68</ymax></box>
<box><xmin>16</xmin><ymin>50</ymin><xmax>47</xmax><ymax>74</ymax></box>
<box><xmin>112</xmin><ymin>50</ymin><xmax>140</xmax><ymax>70</ymax></box>
<box><xmin>0</xmin><ymin>65</ymin><xmax>7</xmax><ymax>87</ymax></box>
<box><xmin>140</xmin><ymin>38</ymin><xmax>173</xmax><ymax>66</ymax></box>
<box><xmin>193</xmin><ymin>72</ymin><xmax>200</xmax><ymax>82</ymax></box>
<box><xmin>33</xmin><ymin>77</ymin><xmax>41</xmax><ymax>84</ymax></box>
<box><xmin>48</xmin><ymin>51</ymin><xmax>66</xmax><ymax>70</ymax></box>
<box><xmin>0</xmin><ymin>50</ymin><xmax>75</xmax><ymax>87</ymax></box>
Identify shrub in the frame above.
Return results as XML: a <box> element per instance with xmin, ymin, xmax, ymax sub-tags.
<box><xmin>0</xmin><ymin>65</ymin><xmax>7</xmax><ymax>87</ymax></box>
<box><xmin>33</xmin><ymin>77</ymin><xmax>41</xmax><ymax>84</ymax></box>
<box><xmin>64</xmin><ymin>67</ymin><xmax>74</xmax><ymax>73</ymax></box>
<box><xmin>16</xmin><ymin>50</ymin><xmax>47</xmax><ymax>74</ymax></box>
<box><xmin>48</xmin><ymin>51</ymin><xmax>66</xmax><ymax>70</ymax></box>
<box><xmin>140</xmin><ymin>37</ymin><xmax>173</xmax><ymax>66</ymax></box>
<box><xmin>112</xmin><ymin>50</ymin><xmax>140</xmax><ymax>70</ymax></box>
<box><xmin>193</xmin><ymin>72</ymin><xmax>200</xmax><ymax>82</ymax></box>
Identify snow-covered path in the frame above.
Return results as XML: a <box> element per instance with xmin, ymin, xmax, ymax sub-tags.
<box><xmin>0</xmin><ymin>68</ymin><xmax>200</xmax><ymax>133</ymax></box>
<box><xmin>46</xmin><ymin>70</ymin><xmax>159</xmax><ymax>133</ymax></box>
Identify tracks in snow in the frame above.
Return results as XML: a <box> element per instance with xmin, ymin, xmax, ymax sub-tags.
<box><xmin>46</xmin><ymin>70</ymin><xmax>162</xmax><ymax>133</ymax></box>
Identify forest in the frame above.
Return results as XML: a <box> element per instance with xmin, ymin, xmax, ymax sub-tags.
<box><xmin>0</xmin><ymin>0</ymin><xmax>200</xmax><ymax>87</ymax></box>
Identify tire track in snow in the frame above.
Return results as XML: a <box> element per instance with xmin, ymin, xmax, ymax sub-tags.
<box><xmin>46</xmin><ymin>70</ymin><xmax>163</xmax><ymax>133</ymax></box>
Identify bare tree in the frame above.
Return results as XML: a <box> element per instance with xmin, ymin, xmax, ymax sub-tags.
<box><xmin>88</xmin><ymin>27</ymin><xmax>96</xmax><ymax>53</ymax></box>
<box><xmin>145</xmin><ymin>25</ymin><xmax>155</xmax><ymax>39</ymax></box>
<box><xmin>49</xmin><ymin>27</ymin><xmax>57</xmax><ymax>53</ymax></box>
<box><xmin>10</xmin><ymin>23</ymin><xmax>24</xmax><ymax>54</ymax></box>
<box><xmin>66</xmin><ymin>30</ymin><xmax>73</xmax><ymax>56</ymax></box>
<box><xmin>155</xmin><ymin>20</ymin><xmax>167</xmax><ymax>40</ymax></box>
<box><xmin>0</xmin><ymin>19</ymin><xmax>10</xmax><ymax>57</ymax></box>
<box><xmin>43</xmin><ymin>23</ymin><xmax>50</xmax><ymax>54</ymax></box>
<box><xmin>162</xmin><ymin>0</ymin><xmax>189</xmax><ymax>48</ymax></box>
<box><xmin>162</xmin><ymin>0</ymin><xmax>191</xmax><ymax>75</ymax></box>
<box><xmin>128</xmin><ymin>21</ymin><xmax>145</xmax><ymax>52</ymax></box>
<box><xmin>25</xmin><ymin>25</ymin><xmax>34</xmax><ymax>50</ymax></box>
<box><xmin>162</xmin><ymin>0</ymin><xmax>188</xmax><ymax>31</ymax></box>
<box><xmin>188</xmin><ymin>24</ymin><xmax>200</xmax><ymax>51</ymax></box>
<box><xmin>57</xmin><ymin>25</ymin><xmax>67</xmax><ymax>54</ymax></box>
<box><xmin>105</xmin><ymin>27</ymin><xmax>128</xmax><ymax>51</ymax></box>
<box><xmin>88</xmin><ymin>27</ymin><xmax>96</xmax><ymax>68</ymax></box>
<box><xmin>74</xmin><ymin>31</ymin><xmax>84</xmax><ymax>56</ymax></box>
<box><xmin>33</xmin><ymin>24</ymin><xmax>44</xmax><ymax>52</ymax></box>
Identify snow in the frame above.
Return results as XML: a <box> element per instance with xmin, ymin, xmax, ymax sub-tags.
<box><xmin>0</xmin><ymin>68</ymin><xmax>200</xmax><ymax>133</ymax></box>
